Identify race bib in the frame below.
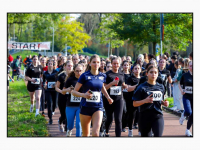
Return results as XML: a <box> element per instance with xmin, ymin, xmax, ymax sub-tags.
<box><xmin>48</xmin><ymin>82</ymin><xmax>55</xmax><ymax>88</ymax></box>
<box><xmin>86</xmin><ymin>91</ymin><xmax>100</xmax><ymax>103</ymax></box>
<box><xmin>185</xmin><ymin>86</ymin><xmax>192</xmax><ymax>94</ymax></box>
<box><xmin>110</xmin><ymin>86</ymin><xmax>122</xmax><ymax>95</ymax></box>
<box><xmin>70</xmin><ymin>95</ymin><xmax>81</xmax><ymax>102</ymax></box>
<box><xmin>161</xmin><ymin>74</ymin><xmax>166</xmax><ymax>81</ymax></box>
<box><xmin>31</xmin><ymin>78</ymin><xmax>40</xmax><ymax>84</ymax></box>
<box><xmin>147</xmin><ymin>91</ymin><xmax>163</xmax><ymax>101</ymax></box>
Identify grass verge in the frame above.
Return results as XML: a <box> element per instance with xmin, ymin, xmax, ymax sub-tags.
<box><xmin>8</xmin><ymin>80</ymin><xmax>48</xmax><ymax>137</ymax></box>
<box><xmin>166</xmin><ymin>97</ymin><xmax>174</xmax><ymax>108</ymax></box>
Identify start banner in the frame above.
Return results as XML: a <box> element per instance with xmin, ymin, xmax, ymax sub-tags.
<box><xmin>8</xmin><ymin>42</ymin><xmax>51</xmax><ymax>50</ymax></box>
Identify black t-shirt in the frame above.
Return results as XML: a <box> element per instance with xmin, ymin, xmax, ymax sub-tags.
<box><xmin>180</xmin><ymin>72</ymin><xmax>193</xmax><ymax>98</ymax></box>
<box><xmin>25</xmin><ymin>64</ymin><xmax>43</xmax><ymax>86</ymax></box>
<box><xmin>64</xmin><ymin>76</ymin><xmax>82</xmax><ymax>107</ymax></box>
<box><xmin>106</xmin><ymin>70</ymin><xmax>125</xmax><ymax>101</ymax></box>
<box><xmin>57</xmin><ymin>72</ymin><xmax>66</xmax><ymax>90</ymax></box>
<box><xmin>159</xmin><ymin>68</ymin><xmax>171</xmax><ymax>86</ymax></box>
<box><xmin>43</xmin><ymin>69</ymin><xmax>58</xmax><ymax>91</ymax></box>
<box><xmin>125</xmin><ymin>74</ymin><xmax>140</xmax><ymax>98</ymax></box>
<box><xmin>132</xmin><ymin>82</ymin><xmax>165</xmax><ymax>114</ymax></box>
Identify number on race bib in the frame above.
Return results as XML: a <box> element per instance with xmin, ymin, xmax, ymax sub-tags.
<box><xmin>70</xmin><ymin>95</ymin><xmax>81</xmax><ymax>102</ymax></box>
<box><xmin>185</xmin><ymin>86</ymin><xmax>192</xmax><ymax>94</ymax></box>
<box><xmin>31</xmin><ymin>78</ymin><xmax>40</xmax><ymax>84</ymax></box>
<box><xmin>86</xmin><ymin>92</ymin><xmax>100</xmax><ymax>103</ymax></box>
<box><xmin>110</xmin><ymin>86</ymin><xmax>122</xmax><ymax>95</ymax></box>
<box><xmin>148</xmin><ymin>91</ymin><xmax>163</xmax><ymax>101</ymax></box>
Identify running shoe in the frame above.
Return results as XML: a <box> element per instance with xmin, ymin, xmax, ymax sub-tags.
<box><xmin>138</xmin><ymin>132</ymin><xmax>141</xmax><ymax>136</ymax></box>
<box><xmin>30</xmin><ymin>106</ymin><xmax>33</xmax><ymax>113</ymax></box>
<box><xmin>185</xmin><ymin>129</ymin><xmax>192</xmax><ymax>137</ymax></box>
<box><xmin>58</xmin><ymin>121</ymin><xmax>64</xmax><ymax>133</ymax></box>
<box><xmin>42</xmin><ymin>112</ymin><xmax>45</xmax><ymax>117</ymax></box>
<box><xmin>66</xmin><ymin>130</ymin><xmax>72</xmax><ymax>137</ymax></box>
<box><xmin>99</xmin><ymin>132</ymin><xmax>104</xmax><ymax>137</ymax></box>
<box><xmin>179</xmin><ymin>112</ymin><xmax>185</xmax><ymax>125</ymax></box>
<box><xmin>122</xmin><ymin>128</ymin><xmax>127</xmax><ymax>132</ymax></box>
<box><xmin>48</xmin><ymin>119</ymin><xmax>53</xmax><ymax>125</ymax></box>
<box><xmin>105</xmin><ymin>134</ymin><xmax>109</xmax><ymax>137</ymax></box>
<box><xmin>35</xmin><ymin>113</ymin><xmax>40</xmax><ymax>117</ymax></box>
<box><xmin>52</xmin><ymin>112</ymin><xmax>55</xmax><ymax>115</ymax></box>
<box><xmin>128</xmin><ymin>129</ymin><xmax>133</xmax><ymax>137</ymax></box>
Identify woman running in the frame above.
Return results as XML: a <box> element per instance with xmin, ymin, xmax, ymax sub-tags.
<box><xmin>25</xmin><ymin>55</ymin><xmax>43</xmax><ymax>117</ymax></box>
<box><xmin>172</xmin><ymin>61</ymin><xmax>184</xmax><ymax>112</ymax></box>
<box><xmin>179</xmin><ymin>60</ymin><xmax>193</xmax><ymax>136</ymax></box>
<box><xmin>43</xmin><ymin>60</ymin><xmax>58</xmax><ymax>124</ymax></box>
<box><xmin>126</xmin><ymin>64</ymin><xmax>141</xmax><ymax>136</ymax></box>
<box><xmin>104</xmin><ymin>57</ymin><xmax>136</xmax><ymax>137</ymax></box>
<box><xmin>62</xmin><ymin>64</ymin><xmax>84</xmax><ymax>137</ymax></box>
<box><xmin>71</xmin><ymin>54</ymin><xmax>113</xmax><ymax>137</ymax></box>
<box><xmin>133</xmin><ymin>65</ymin><xmax>169</xmax><ymax>137</ymax></box>
<box><xmin>55</xmin><ymin>60</ymin><xmax>73</xmax><ymax>132</ymax></box>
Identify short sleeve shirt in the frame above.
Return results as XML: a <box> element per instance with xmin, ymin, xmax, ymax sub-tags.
<box><xmin>132</xmin><ymin>82</ymin><xmax>165</xmax><ymax>114</ymax></box>
<box><xmin>78</xmin><ymin>71</ymin><xmax>106</xmax><ymax>108</ymax></box>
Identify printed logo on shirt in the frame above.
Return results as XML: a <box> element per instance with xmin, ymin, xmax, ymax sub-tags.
<box><xmin>147</xmin><ymin>91</ymin><xmax>163</xmax><ymax>101</ymax></box>
<box><xmin>99</xmin><ymin>76</ymin><xmax>104</xmax><ymax>80</ymax></box>
<box><xmin>88</xmin><ymin>76</ymin><xmax>91</xmax><ymax>80</ymax></box>
<box><xmin>39</xmin><ymin>68</ymin><xmax>41</xmax><ymax>72</ymax></box>
<box><xmin>161</xmin><ymin>74</ymin><xmax>166</xmax><ymax>80</ymax></box>
<box><xmin>185</xmin><ymin>86</ymin><xmax>192</xmax><ymax>94</ymax></box>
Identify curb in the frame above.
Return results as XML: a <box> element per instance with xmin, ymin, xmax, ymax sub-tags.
<box><xmin>162</xmin><ymin>106</ymin><xmax>182</xmax><ymax>117</ymax></box>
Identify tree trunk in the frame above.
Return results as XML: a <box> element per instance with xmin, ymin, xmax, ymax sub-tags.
<box><xmin>115</xmin><ymin>47</ymin><xmax>119</xmax><ymax>56</ymax></box>
<box><xmin>133</xmin><ymin>44</ymin><xmax>137</xmax><ymax>61</ymax></box>
<box><xmin>148</xmin><ymin>42</ymin><xmax>153</xmax><ymax>54</ymax></box>
<box><xmin>153</xmin><ymin>42</ymin><xmax>156</xmax><ymax>56</ymax></box>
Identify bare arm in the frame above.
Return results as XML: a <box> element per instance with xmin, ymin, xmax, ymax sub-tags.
<box><xmin>55</xmin><ymin>81</ymin><xmax>63</xmax><ymax>94</ymax></box>
<box><xmin>127</xmin><ymin>84</ymin><xmax>137</xmax><ymax>92</ymax></box>
<box><xmin>71</xmin><ymin>82</ymin><xmax>93</xmax><ymax>99</ymax></box>
<box><xmin>168</xmin><ymin>76</ymin><xmax>172</xmax><ymax>84</ymax></box>
<box><xmin>101</xmin><ymin>84</ymin><xmax>113</xmax><ymax>104</ymax></box>
<box><xmin>178</xmin><ymin>82</ymin><xmax>185</xmax><ymax>95</ymax></box>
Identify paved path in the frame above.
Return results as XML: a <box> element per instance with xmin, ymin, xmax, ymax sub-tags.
<box><xmin>43</xmin><ymin>108</ymin><xmax>192</xmax><ymax>137</ymax></box>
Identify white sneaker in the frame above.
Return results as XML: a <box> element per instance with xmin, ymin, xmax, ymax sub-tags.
<box><xmin>30</xmin><ymin>106</ymin><xmax>33</xmax><ymax>113</ymax></box>
<box><xmin>99</xmin><ymin>132</ymin><xmax>104</xmax><ymax>137</ymax></box>
<box><xmin>170</xmin><ymin>106</ymin><xmax>177</xmax><ymax>111</ymax></box>
<box><xmin>138</xmin><ymin>132</ymin><xmax>141</xmax><ymax>136</ymax></box>
<box><xmin>179</xmin><ymin>112</ymin><xmax>185</xmax><ymax>125</ymax></box>
<box><xmin>58</xmin><ymin>122</ymin><xmax>64</xmax><ymax>133</ymax></box>
<box><xmin>35</xmin><ymin>113</ymin><xmax>39</xmax><ymax>117</ymax></box>
<box><xmin>128</xmin><ymin>129</ymin><xmax>133</xmax><ymax>137</ymax></box>
<box><xmin>185</xmin><ymin>129</ymin><xmax>192</xmax><ymax>137</ymax></box>
<box><xmin>52</xmin><ymin>112</ymin><xmax>55</xmax><ymax>115</ymax></box>
<box><xmin>66</xmin><ymin>130</ymin><xmax>72</xmax><ymax>137</ymax></box>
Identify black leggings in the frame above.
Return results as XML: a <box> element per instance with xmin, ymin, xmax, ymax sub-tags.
<box><xmin>45</xmin><ymin>90</ymin><xmax>57</xmax><ymax>120</ymax></box>
<box><xmin>40</xmin><ymin>87</ymin><xmax>45</xmax><ymax>112</ymax></box>
<box><xmin>104</xmin><ymin>99</ymin><xmax>124</xmax><ymax>137</ymax></box>
<box><xmin>139</xmin><ymin>110</ymin><xmax>164</xmax><ymax>137</ymax></box>
<box><xmin>126</xmin><ymin>99</ymin><xmax>138</xmax><ymax>130</ymax></box>
<box><xmin>58</xmin><ymin>94</ymin><xmax>67</xmax><ymax>124</ymax></box>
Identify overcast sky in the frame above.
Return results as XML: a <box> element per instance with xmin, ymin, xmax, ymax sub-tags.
<box><xmin>70</xmin><ymin>14</ymin><xmax>81</xmax><ymax>20</ymax></box>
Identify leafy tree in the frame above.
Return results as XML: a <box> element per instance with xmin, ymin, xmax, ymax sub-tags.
<box><xmin>106</xmin><ymin>13</ymin><xmax>192</xmax><ymax>55</ymax></box>
<box><xmin>95</xmin><ymin>14</ymin><xmax>124</xmax><ymax>56</ymax></box>
<box><xmin>54</xmin><ymin>16</ymin><xmax>90</xmax><ymax>54</ymax></box>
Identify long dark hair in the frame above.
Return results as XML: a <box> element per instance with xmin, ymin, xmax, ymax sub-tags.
<box><xmin>85</xmin><ymin>54</ymin><xmax>100</xmax><ymax>71</ymax></box>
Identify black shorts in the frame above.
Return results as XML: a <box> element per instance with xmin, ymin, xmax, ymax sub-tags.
<box><xmin>80</xmin><ymin>106</ymin><xmax>103</xmax><ymax>116</ymax></box>
<box><xmin>27</xmin><ymin>83</ymin><xmax>42</xmax><ymax>92</ymax></box>
<box><xmin>7</xmin><ymin>80</ymin><xmax>9</xmax><ymax>86</ymax></box>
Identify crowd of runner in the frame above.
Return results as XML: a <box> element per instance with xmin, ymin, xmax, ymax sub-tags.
<box><xmin>7</xmin><ymin>51</ymin><xmax>193</xmax><ymax>137</ymax></box>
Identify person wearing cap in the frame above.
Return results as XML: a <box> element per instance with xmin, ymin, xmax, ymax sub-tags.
<box><xmin>8</xmin><ymin>54</ymin><xmax>13</xmax><ymax>63</ymax></box>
